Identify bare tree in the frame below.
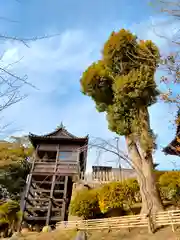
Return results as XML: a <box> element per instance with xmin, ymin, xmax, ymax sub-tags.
<box><xmin>0</xmin><ymin>1</ymin><xmax>60</xmax><ymax>132</ymax></box>
<box><xmin>150</xmin><ymin>0</ymin><xmax>180</xmax><ymax>105</ymax></box>
<box><xmin>148</xmin><ymin>1</ymin><xmax>180</xmax><ymax>164</ymax></box>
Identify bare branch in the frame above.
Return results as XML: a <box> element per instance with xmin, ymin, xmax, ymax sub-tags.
<box><xmin>78</xmin><ymin>136</ymin><xmax>156</xmax><ymax>217</ymax></box>
<box><xmin>0</xmin><ymin>33</ymin><xmax>62</xmax><ymax>48</ymax></box>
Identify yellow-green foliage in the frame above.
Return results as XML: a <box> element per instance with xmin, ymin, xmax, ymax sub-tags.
<box><xmin>70</xmin><ymin>172</ymin><xmax>180</xmax><ymax>219</ymax></box>
<box><xmin>0</xmin><ymin>138</ymin><xmax>33</xmax><ymax>167</ymax></box>
<box><xmin>158</xmin><ymin>171</ymin><xmax>180</xmax><ymax>201</ymax></box>
<box><xmin>0</xmin><ymin>200</ymin><xmax>21</xmax><ymax>228</ymax></box>
<box><xmin>69</xmin><ymin>189</ymin><xmax>101</xmax><ymax>219</ymax></box>
<box><xmin>70</xmin><ymin>179</ymin><xmax>139</xmax><ymax>218</ymax></box>
<box><xmin>80</xmin><ymin>29</ymin><xmax>160</xmax><ymax>136</ymax></box>
<box><xmin>154</xmin><ymin>170</ymin><xmax>166</xmax><ymax>181</ymax></box>
<box><xmin>0</xmin><ymin>136</ymin><xmax>32</xmax><ymax>200</ymax></box>
<box><xmin>98</xmin><ymin>179</ymin><xmax>139</xmax><ymax>213</ymax></box>
<box><xmin>159</xmin><ymin>171</ymin><xmax>180</xmax><ymax>187</ymax></box>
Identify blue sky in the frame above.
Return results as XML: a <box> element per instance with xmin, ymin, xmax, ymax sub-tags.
<box><xmin>0</xmin><ymin>0</ymin><xmax>179</xmax><ymax>171</ymax></box>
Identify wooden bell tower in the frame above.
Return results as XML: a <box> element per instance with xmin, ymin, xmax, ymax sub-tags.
<box><xmin>21</xmin><ymin>125</ymin><xmax>88</xmax><ymax>227</ymax></box>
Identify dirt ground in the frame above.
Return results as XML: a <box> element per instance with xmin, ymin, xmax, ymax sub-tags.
<box><xmin>17</xmin><ymin>226</ymin><xmax>180</xmax><ymax>240</ymax></box>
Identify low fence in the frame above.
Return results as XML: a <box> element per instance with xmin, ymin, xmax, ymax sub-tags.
<box><xmin>56</xmin><ymin>210</ymin><xmax>180</xmax><ymax>233</ymax></box>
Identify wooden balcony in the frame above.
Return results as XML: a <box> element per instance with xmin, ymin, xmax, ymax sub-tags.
<box><xmin>32</xmin><ymin>160</ymin><xmax>80</xmax><ymax>175</ymax></box>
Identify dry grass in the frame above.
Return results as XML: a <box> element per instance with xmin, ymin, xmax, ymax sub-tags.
<box><xmin>17</xmin><ymin>226</ymin><xmax>180</xmax><ymax>240</ymax></box>
<box><xmin>18</xmin><ymin>230</ymin><xmax>77</xmax><ymax>240</ymax></box>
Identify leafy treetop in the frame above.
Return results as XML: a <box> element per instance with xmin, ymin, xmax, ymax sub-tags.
<box><xmin>80</xmin><ymin>29</ymin><xmax>160</xmax><ymax>148</ymax></box>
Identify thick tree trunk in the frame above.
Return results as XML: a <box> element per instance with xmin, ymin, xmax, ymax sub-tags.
<box><xmin>140</xmin><ymin>157</ymin><xmax>163</xmax><ymax>214</ymax></box>
<box><xmin>138</xmin><ymin>107</ymin><xmax>164</xmax><ymax>214</ymax></box>
<box><xmin>125</xmin><ymin>136</ymin><xmax>163</xmax><ymax>215</ymax></box>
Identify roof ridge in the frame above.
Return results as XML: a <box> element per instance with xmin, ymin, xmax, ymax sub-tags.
<box><xmin>29</xmin><ymin>128</ymin><xmax>88</xmax><ymax>140</ymax></box>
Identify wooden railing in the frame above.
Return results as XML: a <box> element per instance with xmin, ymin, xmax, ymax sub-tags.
<box><xmin>56</xmin><ymin>210</ymin><xmax>180</xmax><ymax>233</ymax></box>
<box><xmin>33</xmin><ymin>161</ymin><xmax>80</xmax><ymax>175</ymax></box>
<box><xmin>31</xmin><ymin>159</ymin><xmax>136</xmax><ymax>182</ymax></box>
<box><xmin>80</xmin><ymin>170</ymin><xmax>136</xmax><ymax>183</ymax></box>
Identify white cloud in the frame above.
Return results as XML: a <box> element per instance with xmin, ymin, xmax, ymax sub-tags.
<box><xmin>0</xmin><ymin>16</ymin><xmax>178</xmax><ymax>171</ymax></box>
<box><xmin>0</xmin><ymin>28</ymin><xmax>117</xmax><ymax>171</ymax></box>
<box><xmin>1</xmin><ymin>29</ymin><xmax>99</xmax><ymax>93</ymax></box>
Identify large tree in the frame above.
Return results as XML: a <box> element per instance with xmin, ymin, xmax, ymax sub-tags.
<box><xmin>80</xmin><ymin>29</ymin><xmax>163</xmax><ymax>214</ymax></box>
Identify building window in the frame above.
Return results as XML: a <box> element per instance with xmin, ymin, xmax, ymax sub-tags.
<box><xmin>58</xmin><ymin>151</ymin><xmax>77</xmax><ymax>161</ymax></box>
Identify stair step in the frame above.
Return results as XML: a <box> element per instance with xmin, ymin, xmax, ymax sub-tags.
<box><xmin>31</xmin><ymin>189</ymin><xmax>64</xmax><ymax>193</ymax></box>
<box><xmin>32</xmin><ymin>181</ymin><xmax>64</xmax><ymax>185</ymax></box>
<box><xmin>25</xmin><ymin>207</ymin><xmax>48</xmax><ymax>211</ymax></box>
<box><xmin>24</xmin><ymin>216</ymin><xmax>63</xmax><ymax>221</ymax></box>
<box><xmin>25</xmin><ymin>206</ymin><xmax>62</xmax><ymax>211</ymax></box>
<box><xmin>27</xmin><ymin>198</ymin><xmax>64</xmax><ymax>202</ymax></box>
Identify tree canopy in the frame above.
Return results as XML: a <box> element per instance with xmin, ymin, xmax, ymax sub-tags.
<box><xmin>81</xmin><ymin>29</ymin><xmax>160</xmax><ymax>150</ymax></box>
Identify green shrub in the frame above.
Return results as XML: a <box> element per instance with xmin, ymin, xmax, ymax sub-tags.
<box><xmin>125</xmin><ymin>178</ymin><xmax>140</xmax><ymax>202</ymax></box>
<box><xmin>69</xmin><ymin>189</ymin><xmax>101</xmax><ymax>219</ymax></box>
<box><xmin>98</xmin><ymin>182</ymin><xmax>122</xmax><ymax>213</ymax></box>
<box><xmin>158</xmin><ymin>171</ymin><xmax>180</xmax><ymax>201</ymax></box>
<box><xmin>154</xmin><ymin>170</ymin><xmax>166</xmax><ymax>181</ymax></box>
<box><xmin>159</xmin><ymin>171</ymin><xmax>180</xmax><ymax>187</ymax></box>
<box><xmin>70</xmin><ymin>172</ymin><xmax>180</xmax><ymax>220</ymax></box>
<box><xmin>98</xmin><ymin>179</ymin><xmax>139</xmax><ymax>213</ymax></box>
<box><xmin>0</xmin><ymin>201</ymin><xmax>21</xmax><ymax>222</ymax></box>
<box><xmin>0</xmin><ymin>200</ymin><xmax>21</xmax><ymax>236</ymax></box>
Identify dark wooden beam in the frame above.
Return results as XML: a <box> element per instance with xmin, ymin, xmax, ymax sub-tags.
<box><xmin>61</xmin><ymin>176</ymin><xmax>68</xmax><ymax>220</ymax></box>
<box><xmin>33</xmin><ymin>180</ymin><xmax>64</xmax><ymax>185</ymax></box>
<box><xmin>46</xmin><ymin>145</ymin><xmax>60</xmax><ymax>225</ymax></box>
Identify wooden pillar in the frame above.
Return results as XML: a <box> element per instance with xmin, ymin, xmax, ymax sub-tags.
<box><xmin>21</xmin><ymin>145</ymin><xmax>39</xmax><ymax>211</ymax></box>
<box><xmin>31</xmin><ymin>145</ymin><xmax>39</xmax><ymax>172</ymax></box>
<box><xmin>62</xmin><ymin>176</ymin><xmax>68</xmax><ymax>220</ymax></box>
<box><xmin>76</xmin><ymin>149</ymin><xmax>81</xmax><ymax>180</ymax></box>
<box><xmin>19</xmin><ymin>145</ymin><xmax>40</xmax><ymax>231</ymax></box>
<box><xmin>33</xmin><ymin>145</ymin><xmax>40</xmax><ymax>163</ymax></box>
<box><xmin>82</xmin><ymin>144</ymin><xmax>87</xmax><ymax>173</ymax></box>
<box><xmin>46</xmin><ymin>175</ymin><xmax>55</xmax><ymax>226</ymax></box>
<box><xmin>18</xmin><ymin>173</ymin><xmax>32</xmax><ymax>232</ymax></box>
<box><xmin>46</xmin><ymin>145</ymin><xmax>59</xmax><ymax>226</ymax></box>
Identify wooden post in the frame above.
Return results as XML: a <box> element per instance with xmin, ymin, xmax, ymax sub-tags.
<box><xmin>112</xmin><ymin>171</ymin><xmax>115</xmax><ymax>181</ymax></box>
<box><xmin>102</xmin><ymin>171</ymin><xmax>105</xmax><ymax>182</ymax></box>
<box><xmin>147</xmin><ymin>214</ymin><xmax>154</xmax><ymax>234</ymax></box>
<box><xmin>30</xmin><ymin>145</ymin><xmax>39</xmax><ymax>173</ymax></box>
<box><xmin>21</xmin><ymin>144</ymin><xmax>37</xmax><ymax>214</ymax></box>
<box><xmin>169</xmin><ymin>211</ymin><xmax>175</xmax><ymax>232</ymax></box>
<box><xmin>46</xmin><ymin>145</ymin><xmax>59</xmax><ymax>226</ymax></box>
<box><xmin>92</xmin><ymin>171</ymin><xmax>95</xmax><ymax>181</ymax></box>
<box><xmin>76</xmin><ymin>149</ymin><xmax>80</xmax><ymax>180</ymax></box>
<box><xmin>105</xmin><ymin>171</ymin><xmax>108</xmax><ymax>182</ymax></box>
<box><xmin>46</xmin><ymin>175</ymin><xmax>55</xmax><ymax>226</ymax></box>
<box><xmin>62</xmin><ymin>176</ymin><xmax>68</xmax><ymax>220</ymax></box>
<box><xmin>18</xmin><ymin>173</ymin><xmax>33</xmax><ymax>232</ymax></box>
<box><xmin>76</xmin><ymin>220</ymin><xmax>78</xmax><ymax>231</ymax></box>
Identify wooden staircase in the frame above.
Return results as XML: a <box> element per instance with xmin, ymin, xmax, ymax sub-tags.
<box><xmin>20</xmin><ymin>154</ymin><xmax>80</xmax><ymax>227</ymax></box>
<box><xmin>21</xmin><ymin>173</ymin><xmax>70</xmax><ymax>226</ymax></box>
